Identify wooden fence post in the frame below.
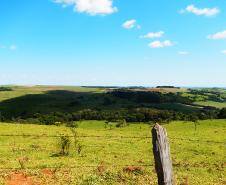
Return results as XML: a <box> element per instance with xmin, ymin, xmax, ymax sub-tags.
<box><xmin>152</xmin><ymin>123</ymin><xmax>174</xmax><ymax>185</ymax></box>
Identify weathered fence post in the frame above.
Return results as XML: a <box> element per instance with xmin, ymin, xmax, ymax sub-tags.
<box><xmin>152</xmin><ymin>123</ymin><xmax>174</xmax><ymax>185</ymax></box>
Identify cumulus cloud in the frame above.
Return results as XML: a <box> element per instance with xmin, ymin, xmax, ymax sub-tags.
<box><xmin>122</xmin><ymin>19</ymin><xmax>138</xmax><ymax>29</ymax></box>
<box><xmin>148</xmin><ymin>40</ymin><xmax>174</xmax><ymax>48</ymax></box>
<box><xmin>208</xmin><ymin>30</ymin><xmax>226</xmax><ymax>40</ymax></box>
<box><xmin>222</xmin><ymin>50</ymin><xmax>226</xmax><ymax>54</ymax></box>
<box><xmin>181</xmin><ymin>5</ymin><xmax>219</xmax><ymax>17</ymax></box>
<box><xmin>178</xmin><ymin>51</ymin><xmax>189</xmax><ymax>55</ymax></box>
<box><xmin>140</xmin><ymin>31</ymin><xmax>164</xmax><ymax>39</ymax></box>
<box><xmin>9</xmin><ymin>45</ymin><xmax>17</xmax><ymax>50</ymax></box>
<box><xmin>54</xmin><ymin>0</ymin><xmax>117</xmax><ymax>16</ymax></box>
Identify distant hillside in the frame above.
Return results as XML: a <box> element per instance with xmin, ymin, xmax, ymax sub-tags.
<box><xmin>156</xmin><ymin>86</ymin><xmax>180</xmax><ymax>89</ymax></box>
<box><xmin>0</xmin><ymin>86</ymin><xmax>225</xmax><ymax>124</ymax></box>
<box><xmin>0</xmin><ymin>87</ymin><xmax>12</xmax><ymax>91</ymax></box>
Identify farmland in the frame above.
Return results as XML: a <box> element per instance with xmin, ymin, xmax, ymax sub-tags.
<box><xmin>0</xmin><ymin>120</ymin><xmax>225</xmax><ymax>185</ymax></box>
<box><xmin>0</xmin><ymin>86</ymin><xmax>225</xmax><ymax>184</ymax></box>
<box><xmin>2</xmin><ymin>1</ymin><xmax>226</xmax><ymax>184</ymax></box>
<box><xmin>0</xmin><ymin>86</ymin><xmax>225</xmax><ymax>124</ymax></box>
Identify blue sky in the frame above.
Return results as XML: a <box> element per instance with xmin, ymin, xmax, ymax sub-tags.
<box><xmin>0</xmin><ymin>0</ymin><xmax>226</xmax><ymax>87</ymax></box>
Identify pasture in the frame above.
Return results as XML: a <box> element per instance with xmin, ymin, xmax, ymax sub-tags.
<box><xmin>0</xmin><ymin>120</ymin><xmax>225</xmax><ymax>185</ymax></box>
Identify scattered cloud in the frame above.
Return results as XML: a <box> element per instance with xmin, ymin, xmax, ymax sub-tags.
<box><xmin>54</xmin><ymin>0</ymin><xmax>117</xmax><ymax>16</ymax></box>
<box><xmin>181</xmin><ymin>5</ymin><xmax>219</xmax><ymax>17</ymax></box>
<box><xmin>148</xmin><ymin>40</ymin><xmax>174</xmax><ymax>48</ymax></box>
<box><xmin>9</xmin><ymin>45</ymin><xmax>17</xmax><ymax>50</ymax></box>
<box><xmin>0</xmin><ymin>44</ymin><xmax>17</xmax><ymax>51</ymax></box>
<box><xmin>54</xmin><ymin>0</ymin><xmax>76</xmax><ymax>7</ymax></box>
<box><xmin>222</xmin><ymin>50</ymin><xmax>226</xmax><ymax>54</ymax></box>
<box><xmin>122</xmin><ymin>19</ymin><xmax>138</xmax><ymax>29</ymax></box>
<box><xmin>208</xmin><ymin>30</ymin><xmax>226</xmax><ymax>40</ymax></box>
<box><xmin>178</xmin><ymin>51</ymin><xmax>189</xmax><ymax>55</ymax></box>
<box><xmin>140</xmin><ymin>31</ymin><xmax>164</xmax><ymax>39</ymax></box>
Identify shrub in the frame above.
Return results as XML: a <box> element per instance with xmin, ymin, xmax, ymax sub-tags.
<box><xmin>58</xmin><ymin>135</ymin><xmax>71</xmax><ymax>156</ymax></box>
<box><xmin>218</xmin><ymin>108</ymin><xmax>226</xmax><ymax>119</ymax></box>
<box><xmin>116</xmin><ymin>119</ymin><xmax>127</xmax><ymax>128</ymax></box>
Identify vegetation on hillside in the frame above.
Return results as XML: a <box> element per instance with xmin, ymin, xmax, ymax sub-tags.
<box><xmin>0</xmin><ymin>87</ymin><xmax>12</xmax><ymax>91</ymax></box>
<box><xmin>0</xmin><ymin>86</ymin><xmax>225</xmax><ymax>125</ymax></box>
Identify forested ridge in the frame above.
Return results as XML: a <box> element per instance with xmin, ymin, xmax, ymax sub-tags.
<box><xmin>0</xmin><ymin>87</ymin><xmax>225</xmax><ymax>125</ymax></box>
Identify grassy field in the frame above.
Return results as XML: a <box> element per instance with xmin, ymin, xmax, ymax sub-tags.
<box><xmin>0</xmin><ymin>86</ymin><xmax>103</xmax><ymax>102</ymax></box>
<box><xmin>0</xmin><ymin>120</ymin><xmax>225</xmax><ymax>185</ymax></box>
<box><xmin>195</xmin><ymin>101</ymin><xmax>226</xmax><ymax>109</ymax></box>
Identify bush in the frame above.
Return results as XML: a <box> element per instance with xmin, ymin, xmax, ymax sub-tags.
<box><xmin>0</xmin><ymin>87</ymin><xmax>12</xmax><ymax>91</ymax></box>
<box><xmin>116</xmin><ymin>119</ymin><xmax>128</xmax><ymax>128</ymax></box>
<box><xmin>58</xmin><ymin>135</ymin><xmax>71</xmax><ymax>156</ymax></box>
<box><xmin>218</xmin><ymin>108</ymin><xmax>226</xmax><ymax>119</ymax></box>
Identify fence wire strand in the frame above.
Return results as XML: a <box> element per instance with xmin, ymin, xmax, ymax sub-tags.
<box><xmin>0</xmin><ymin>134</ymin><xmax>224</xmax><ymax>144</ymax></box>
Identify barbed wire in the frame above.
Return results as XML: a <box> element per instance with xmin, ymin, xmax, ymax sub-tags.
<box><xmin>0</xmin><ymin>163</ymin><xmax>223</xmax><ymax>171</ymax></box>
<box><xmin>0</xmin><ymin>134</ymin><xmax>224</xmax><ymax>144</ymax></box>
<box><xmin>169</xmin><ymin>137</ymin><xmax>225</xmax><ymax>144</ymax></box>
<box><xmin>0</xmin><ymin>164</ymin><xmax>153</xmax><ymax>170</ymax></box>
<box><xmin>0</xmin><ymin>134</ymin><xmax>151</xmax><ymax>139</ymax></box>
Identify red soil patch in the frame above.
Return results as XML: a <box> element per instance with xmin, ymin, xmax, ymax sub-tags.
<box><xmin>180</xmin><ymin>177</ymin><xmax>189</xmax><ymax>185</ymax></box>
<box><xmin>41</xmin><ymin>169</ymin><xmax>55</xmax><ymax>177</ymax></box>
<box><xmin>123</xmin><ymin>166</ymin><xmax>143</xmax><ymax>173</ymax></box>
<box><xmin>96</xmin><ymin>164</ymin><xmax>107</xmax><ymax>175</ymax></box>
<box><xmin>4</xmin><ymin>172</ymin><xmax>41</xmax><ymax>185</ymax></box>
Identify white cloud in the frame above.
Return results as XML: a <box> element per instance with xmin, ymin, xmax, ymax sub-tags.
<box><xmin>181</xmin><ymin>5</ymin><xmax>219</xmax><ymax>17</ymax></box>
<box><xmin>140</xmin><ymin>31</ymin><xmax>164</xmax><ymax>39</ymax></box>
<box><xmin>122</xmin><ymin>19</ymin><xmax>137</xmax><ymax>29</ymax></box>
<box><xmin>9</xmin><ymin>45</ymin><xmax>17</xmax><ymax>50</ymax></box>
<box><xmin>54</xmin><ymin>0</ymin><xmax>117</xmax><ymax>16</ymax></box>
<box><xmin>0</xmin><ymin>44</ymin><xmax>17</xmax><ymax>50</ymax></box>
<box><xmin>178</xmin><ymin>51</ymin><xmax>189</xmax><ymax>55</ymax></box>
<box><xmin>222</xmin><ymin>50</ymin><xmax>226</xmax><ymax>54</ymax></box>
<box><xmin>54</xmin><ymin>0</ymin><xmax>76</xmax><ymax>6</ymax></box>
<box><xmin>148</xmin><ymin>40</ymin><xmax>174</xmax><ymax>48</ymax></box>
<box><xmin>208</xmin><ymin>30</ymin><xmax>226</xmax><ymax>40</ymax></box>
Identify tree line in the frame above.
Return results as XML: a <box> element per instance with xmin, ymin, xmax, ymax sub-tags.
<box><xmin>0</xmin><ymin>107</ymin><xmax>225</xmax><ymax>125</ymax></box>
<box><xmin>0</xmin><ymin>89</ymin><xmax>225</xmax><ymax>125</ymax></box>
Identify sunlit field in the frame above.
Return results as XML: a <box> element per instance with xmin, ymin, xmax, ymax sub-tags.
<box><xmin>0</xmin><ymin>120</ymin><xmax>225</xmax><ymax>185</ymax></box>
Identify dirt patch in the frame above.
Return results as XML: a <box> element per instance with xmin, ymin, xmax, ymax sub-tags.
<box><xmin>123</xmin><ymin>166</ymin><xmax>144</xmax><ymax>174</ymax></box>
<box><xmin>180</xmin><ymin>176</ymin><xmax>189</xmax><ymax>185</ymax></box>
<box><xmin>41</xmin><ymin>169</ymin><xmax>55</xmax><ymax>177</ymax></box>
<box><xmin>4</xmin><ymin>172</ymin><xmax>40</xmax><ymax>185</ymax></box>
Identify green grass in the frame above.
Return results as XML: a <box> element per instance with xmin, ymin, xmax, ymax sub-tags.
<box><xmin>0</xmin><ymin>86</ymin><xmax>104</xmax><ymax>102</ymax></box>
<box><xmin>0</xmin><ymin>120</ymin><xmax>225</xmax><ymax>185</ymax></box>
<box><xmin>181</xmin><ymin>88</ymin><xmax>226</xmax><ymax>108</ymax></box>
<box><xmin>195</xmin><ymin>101</ymin><xmax>226</xmax><ymax>109</ymax></box>
<box><xmin>150</xmin><ymin>103</ymin><xmax>201</xmax><ymax>113</ymax></box>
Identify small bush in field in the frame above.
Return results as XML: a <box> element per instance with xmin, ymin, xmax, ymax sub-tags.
<box><xmin>18</xmin><ymin>156</ymin><xmax>29</xmax><ymax>169</ymax></box>
<box><xmin>116</xmin><ymin>119</ymin><xmax>128</xmax><ymax>128</ymax></box>
<box><xmin>54</xmin><ymin>121</ymin><xmax>62</xmax><ymax>126</ymax></box>
<box><xmin>58</xmin><ymin>135</ymin><xmax>71</xmax><ymax>156</ymax></box>
<box><xmin>68</xmin><ymin>121</ymin><xmax>83</xmax><ymax>155</ymax></box>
